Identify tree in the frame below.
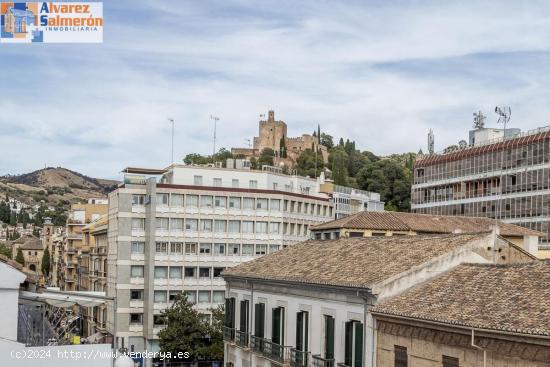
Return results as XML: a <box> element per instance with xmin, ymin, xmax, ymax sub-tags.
<box><xmin>320</xmin><ymin>133</ymin><xmax>334</xmax><ymax>149</ymax></box>
<box><xmin>158</xmin><ymin>293</ymin><xmax>219</xmax><ymax>362</ymax></box>
<box><xmin>258</xmin><ymin>148</ymin><xmax>275</xmax><ymax>167</ymax></box>
<box><xmin>296</xmin><ymin>149</ymin><xmax>324</xmax><ymax>178</ymax></box>
<box><xmin>15</xmin><ymin>247</ymin><xmax>25</xmax><ymax>266</ymax></box>
<box><xmin>0</xmin><ymin>243</ymin><xmax>12</xmax><ymax>259</ymax></box>
<box><xmin>212</xmin><ymin>148</ymin><xmax>233</xmax><ymax>165</ymax></box>
<box><xmin>330</xmin><ymin>148</ymin><xmax>348</xmax><ymax>185</ymax></box>
<box><xmin>42</xmin><ymin>247</ymin><xmax>51</xmax><ymax>277</ymax></box>
<box><xmin>279</xmin><ymin>137</ymin><xmax>287</xmax><ymax>158</ymax></box>
<box><xmin>199</xmin><ymin>306</ymin><xmax>224</xmax><ymax>361</ymax></box>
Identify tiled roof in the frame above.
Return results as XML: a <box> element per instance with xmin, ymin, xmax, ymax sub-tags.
<box><xmin>311</xmin><ymin>211</ymin><xmax>542</xmax><ymax>237</ymax></box>
<box><xmin>223</xmin><ymin>233</ymin><xmax>485</xmax><ymax>289</ymax></box>
<box><xmin>371</xmin><ymin>261</ymin><xmax>550</xmax><ymax>336</ymax></box>
<box><xmin>19</xmin><ymin>238</ymin><xmax>43</xmax><ymax>250</ymax></box>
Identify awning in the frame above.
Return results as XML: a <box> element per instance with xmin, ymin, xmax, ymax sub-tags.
<box><xmin>19</xmin><ymin>290</ymin><xmax>112</xmax><ymax>308</ymax></box>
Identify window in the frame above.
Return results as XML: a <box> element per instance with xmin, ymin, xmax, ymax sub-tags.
<box><xmin>170</xmin><ymin>194</ymin><xmax>184</xmax><ymax>206</ymax></box>
<box><xmin>131</xmin><ymin>266</ymin><xmax>144</xmax><ymax>278</ymax></box>
<box><xmin>129</xmin><ymin>313</ymin><xmax>143</xmax><ymax>324</ymax></box>
<box><xmin>228</xmin><ymin>243</ymin><xmax>240</xmax><ymax>255</ymax></box>
<box><xmin>169</xmin><ymin>291</ymin><xmax>182</xmax><ymax>302</ymax></box>
<box><xmin>215</xmin><ymin>196</ymin><xmax>227</xmax><ymax>208</ymax></box>
<box><xmin>255</xmin><ymin>244</ymin><xmax>267</xmax><ymax>255</ymax></box>
<box><xmin>270</xmin><ymin>199</ymin><xmax>281</xmax><ymax>211</ymax></box>
<box><xmin>194</xmin><ymin>175</ymin><xmax>203</xmax><ymax>185</ymax></box>
<box><xmin>131</xmin><ymin>241</ymin><xmax>144</xmax><ymax>254</ymax></box>
<box><xmin>185</xmin><ymin>218</ymin><xmax>198</xmax><ymax>231</ymax></box>
<box><xmin>214</xmin><ymin>243</ymin><xmax>225</xmax><ymax>255</ymax></box>
<box><xmin>324</xmin><ymin>315</ymin><xmax>335</xmax><ymax>360</ymax></box>
<box><xmin>270</xmin><ymin>222</ymin><xmax>281</xmax><ymax>234</ymax></box>
<box><xmin>156</xmin><ymin>193</ymin><xmax>169</xmax><ymax>206</ymax></box>
<box><xmin>232</xmin><ymin>179</ymin><xmax>239</xmax><ymax>188</ymax></box>
<box><xmin>156</xmin><ymin>217</ymin><xmax>169</xmax><ymax>230</ymax></box>
<box><xmin>344</xmin><ymin>321</ymin><xmax>363</xmax><ymax>367</ymax></box>
<box><xmin>155</xmin><ymin>242</ymin><xmax>168</xmax><ymax>254</ymax></box>
<box><xmin>184</xmin><ymin>267</ymin><xmax>196</xmax><ymax>278</ymax></box>
<box><xmin>442</xmin><ymin>356</ymin><xmax>459</xmax><ymax>367</ymax></box>
<box><xmin>198</xmin><ymin>291</ymin><xmax>211</xmax><ymax>304</ymax></box>
<box><xmin>186</xmin><ymin>291</ymin><xmax>196</xmax><ymax>304</ymax></box>
<box><xmin>185</xmin><ymin>242</ymin><xmax>197</xmax><ymax>254</ymax></box>
<box><xmin>229</xmin><ymin>197</ymin><xmax>241</xmax><ymax>209</ymax></box>
<box><xmin>254</xmin><ymin>303</ymin><xmax>265</xmax><ymax>338</ymax></box>
<box><xmin>243</xmin><ymin>197</ymin><xmax>255</xmax><ymax>209</ymax></box>
<box><xmin>199</xmin><ymin>267</ymin><xmax>210</xmax><ymax>278</ymax></box>
<box><xmin>201</xmin><ymin>195</ymin><xmax>213</xmax><ymax>208</ymax></box>
<box><xmin>200</xmin><ymin>219</ymin><xmax>213</xmax><ymax>232</ymax></box>
<box><xmin>349</xmin><ymin>231</ymin><xmax>363</xmax><ymax>238</ymax></box>
<box><xmin>186</xmin><ymin>195</ymin><xmax>199</xmax><ymax>207</ymax></box>
<box><xmin>249</xmin><ymin>180</ymin><xmax>258</xmax><ymax>189</ymax></box>
<box><xmin>269</xmin><ymin>244</ymin><xmax>280</xmax><ymax>253</ymax></box>
<box><xmin>213</xmin><ymin>267</ymin><xmax>224</xmax><ymax>277</ymax></box>
<box><xmin>213</xmin><ymin>291</ymin><xmax>225</xmax><ymax>303</ymax></box>
<box><xmin>296</xmin><ymin>311</ymin><xmax>309</xmax><ymax>353</ymax></box>
<box><xmin>256</xmin><ymin>221</ymin><xmax>268</xmax><ymax>234</ymax></box>
<box><xmin>132</xmin><ymin>194</ymin><xmax>145</xmax><ymax>205</ymax></box>
<box><xmin>170</xmin><ymin>242</ymin><xmax>183</xmax><ymax>254</ymax></box>
<box><xmin>169</xmin><ymin>266</ymin><xmax>182</xmax><ymax>279</ymax></box>
<box><xmin>228</xmin><ymin>220</ymin><xmax>241</xmax><ymax>233</ymax></box>
<box><xmin>214</xmin><ymin>220</ymin><xmax>227</xmax><ymax>233</ymax></box>
<box><xmin>394</xmin><ymin>345</ymin><xmax>408</xmax><ymax>367</ymax></box>
<box><xmin>154</xmin><ymin>291</ymin><xmax>167</xmax><ymax>303</ymax></box>
<box><xmin>131</xmin><ymin>218</ymin><xmax>145</xmax><ymax>230</ymax></box>
<box><xmin>213</xmin><ymin>178</ymin><xmax>222</xmax><ymax>187</ymax></box>
<box><xmin>199</xmin><ymin>243</ymin><xmax>211</xmax><ymax>254</ymax></box>
<box><xmin>242</xmin><ymin>221</ymin><xmax>254</xmax><ymax>233</ymax></box>
<box><xmin>272</xmin><ymin>307</ymin><xmax>285</xmax><ymax>345</ymax></box>
<box><xmin>242</xmin><ymin>244</ymin><xmax>254</xmax><ymax>255</ymax></box>
<box><xmin>154</xmin><ymin>266</ymin><xmax>168</xmax><ymax>279</ymax></box>
<box><xmin>130</xmin><ymin>290</ymin><xmax>143</xmax><ymax>300</ymax></box>
<box><xmin>170</xmin><ymin>218</ymin><xmax>183</xmax><ymax>231</ymax></box>
<box><xmin>256</xmin><ymin>198</ymin><xmax>268</xmax><ymax>210</ymax></box>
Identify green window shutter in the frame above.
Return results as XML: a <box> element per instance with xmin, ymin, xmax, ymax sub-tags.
<box><xmin>325</xmin><ymin>316</ymin><xmax>335</xmax><ymax>359</ymax></box>
<box><xmin>354</xmin><ymin>322</ymin><xmax>363</xmax><ymax>367</ymax></box>
<box><xmin>240</xmin><ymin>300</ymin><xmax>249</xmax><ymax>332</ymax></box>
<box><xmin>304</xmin><ymin>312</ymin><xmax>309</xmax><ymax>352</ymax></box>
<box><xmin>255</xmin><ymin>303</ymin><xmax>265</xmax><ymax>337</ymax></box>
<box><xmin>296</xmin><ymin>312</ymin><xmax>303</xmax><ymax>351</ymax></box>
<box><xmin>344</xmin><ymin>321</ymin><xmax>353</xmax><ymax>366</ymax></box>
<box><xmin>272</xmin><ymin>307</ymin><xmax>281</xmax><ymax>344</ymax></box>
<box><xmin>225</xmin><ymin>298</ymin><xmax>231</xmax><ymax>327</ymax></box>
<box><xmin>230</xmin><ymin>298</ymin><xmax>236</xmax><ymax>328</ymax></box>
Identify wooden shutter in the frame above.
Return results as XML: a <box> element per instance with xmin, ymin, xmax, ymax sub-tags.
<box><xmin>324</xmin><ymin>316</ymin><xmax>335</xmax><ymax>359</ymax></box>
<box><xmin>272</xmin><ymin>307</ymin><xmax>281</xmax><ymax>344</ymax></box>
<box><xmin>344</xmin><ymin>321</ymin><xmax>353</xmax><ymax>366</ymax></box>
<box><xmin>296</xmin><ymin>312</ymin><xmax>303</xmax><ymax>350</ymax></box>
<box><xmin>240</xmin><ymin>300</ymin><xmax>249</xmax><ymax>332</ymax></box>
<box><xmin>254</xmin><ymin>303</ymin><xmax>265</xmax><ymax>337</ymax></box>
<box><xmin>354</xmin><ymin>322</ymin><xmax>363</xmax><ymax>367</ymax></box>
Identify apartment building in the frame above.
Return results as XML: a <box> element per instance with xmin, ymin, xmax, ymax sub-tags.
<box><xmin>221</xmin><ymin>232</ymin><xmax>537</xmax><ymax>367</ymax></box>
<box><xmin>106</xmin><ymin>164</ymin><xmax>336</xmax><ymax>362</ymax></box>
<box><xmin>81</xmin><ymin>214</ymin><xmax>109</xmax><ymax>339</ymax></box>
<box><xmin>412</xmin><ymin>125</ymin><xmax>550</xmax><ymax>256</ymax></box>
<box><xmin>318</xmin><ymin>177</ymin><xmax>384</xmax><ymax>218</ymax></box>
<box><xmin>59</xmin><ymin>199</ymin><xmax>108</xmax><ymax>291</ymax></box>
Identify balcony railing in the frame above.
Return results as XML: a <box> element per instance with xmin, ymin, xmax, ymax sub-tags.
<box><xmin>235</xmin><ymin>330</ymin><xmax>249</xmax><ymax>348</ymax></box>
<box><xmin>337</xmin><ymin>364</ymin><xmax>350</xmax><ymax>367</ymax></box>
<box><xmin>312</xmin><ymin>355</ymin><xmax>335</xmax><ymax>367</ymax></box>
<box><xmin>290</xmin><ymin>348</ymin><xmax>309</xmax><ymax>367</ymax></box>
<box><xmin>250</xmin><ymin>336</ymin><xmax>291</xmax><ymax>365</ymax></box>
<box><xmin>223</xmin><ymin>326</ymin><xmax>235</xmax><ymax>342</ymax></box>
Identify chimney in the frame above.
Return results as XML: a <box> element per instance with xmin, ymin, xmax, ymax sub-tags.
<box><xmin>268</xmin><ymin>110</ymin><xmax>275</xmax><ymax>123</ymax></box>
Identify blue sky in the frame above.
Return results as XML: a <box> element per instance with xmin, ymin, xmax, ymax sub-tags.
<box><xmin>2</xmin><ymin>0</ymin><xmax>550</xmax><ymax>179</ymax></box>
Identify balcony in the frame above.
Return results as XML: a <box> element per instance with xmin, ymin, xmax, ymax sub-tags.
<box><xmin>290</xmin><ymin>349</ymin><xmax>309</xmax><ymax>367</ymax></box>
<box><xmin>250</xmin><ymin>336</ymin><xmax>291</xmax><ymax>365</ymax></box>
<box><xmin>312</xmin><ymin>355</ymin><xmax>335</xmax><ymax>367</ymax></box>
<box><xmin>223</xmin><ymin>326</ymin><xmax>235</xmax><ymax>342</ymax></box>
<box><xmin>337</xmin><ymin>364</ymin><xmax>350</xmax><ymax>367</ymax></box>
<box><xmin>235</xmin><ymin>330</ymin><xmax>249</xmax><ymax>348</ymax></box>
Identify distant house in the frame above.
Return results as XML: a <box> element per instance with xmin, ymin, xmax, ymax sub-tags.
<box><xmin>11</xmin><ymin>236</ymin><xmax>44</xmax><ymax>274</ymax></box>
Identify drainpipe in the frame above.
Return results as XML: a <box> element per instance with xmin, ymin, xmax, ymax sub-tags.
<box><xmin>471</xmin><ymin>329</ymin><xmax>486</xmax><ymax>367</ymax></box>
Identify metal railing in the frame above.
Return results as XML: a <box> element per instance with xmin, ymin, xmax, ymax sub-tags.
<box><xmin>337</xmin><ymin>364</ymin><xmax>350</xmax><ymax>367</ymax></box>
<box><xmin>250</xmin><ymin>337</ymin><xmax>291</xmax><ymax>365</ymax></box>
<box><xmin>312</xmin><ymin>355</ymin><xmax>335</xmax><ymax>367</ymax></box>
<box><xmin>250</xmin><ymin>335</ymin><xmax>264</xmax><ymax>353</ymax></box>
<box><xmin>290</xmin><ymin>348</ymin><xmax>309</xmax><ymax>367</ymax></box>
<box><xmin>223</xmin><ymin>326</ymin><xmax>235</xmax><ymax>342</ymax></box>
<box><xmin>235</xmin><ymin>330</ymin><xmax>249</xmax><ymax>347</ymax></box>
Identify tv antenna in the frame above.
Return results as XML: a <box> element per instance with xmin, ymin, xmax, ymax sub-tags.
<box><xmin>210</xmin><ymin>115</ymin><xmax>220</xmax><ymax>156</ymax></box>
<box><xmin>168</xmin><ymin>118</ymin><xmax>175</xmax><ymax>165</ymax></box>
<box><xmin>473</xmin><ymin>111</ymin><xmax>486</xmax><ymax>129</ymax></box>
<box><xmin>495</xmin><ymin>106</ymin><xmax>511</xmax><ymax>138</ymax></box>
<box><xmin>428</xmin><ymin>129</ymin><xmax>435</xmax><ymax>154</ymax></box>
<box><xmin>245</xmin><ymin>139</ymin><xmax>251</xmax><ymax>148</ymax></box>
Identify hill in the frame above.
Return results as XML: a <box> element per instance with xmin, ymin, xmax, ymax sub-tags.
<box><xmin>0</xmin><ymin>167</ymin><xmax>118</xmax><ymax>207</ymax></box>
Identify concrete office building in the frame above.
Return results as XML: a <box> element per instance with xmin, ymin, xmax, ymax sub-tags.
<box><xmin>412</xmin><ymin>125</ymin><xmax>550</xmax><ymax>257</ymax></box>
<box><xmin>106</xmin><ymin>164</ymin><xmax>337</xmax><ymax>362</ymax></box>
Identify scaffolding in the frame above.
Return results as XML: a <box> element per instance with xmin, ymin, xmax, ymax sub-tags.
<box><xmin>412</xmin><ymin>126</ymin><xmax>550</xmax><ymax>248</ymax></box>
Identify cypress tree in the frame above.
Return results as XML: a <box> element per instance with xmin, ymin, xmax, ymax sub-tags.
<box><xmin>15</xmin><ymin>247</ymin><xmax>25</xmax><ymax>266</ymax></box>
<box><xmin>42</xmin><ymin>247</ymin><xmax>50</xmax><ymax>277</ymax></box>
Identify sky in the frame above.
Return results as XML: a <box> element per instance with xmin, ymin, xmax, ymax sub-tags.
<box><xmin>2</xmin><ymin>0</ymin><xmax>550</xmax><ymax>179</ymax></box>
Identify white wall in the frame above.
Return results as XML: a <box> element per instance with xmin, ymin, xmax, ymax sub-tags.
<box><xmin>0</xmin><ymin>262</ymin><xmax>26</xmax><ymax>342</ymax></box>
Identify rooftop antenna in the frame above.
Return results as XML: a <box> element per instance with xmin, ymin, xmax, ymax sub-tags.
<box><xmin>168</xmin><ymin>118</ymin><xmax>175</xmax><ymax>165</ymax></box>
<box><xmin>473</xmin><ymin>110</ymin><xmax>486</xmax><ymax>129</ymax></box>
<box><xmin>495</xmin><ymin>106</ymin><xmax>511</xmax><ymax>135</ymax></box>
<box><xmin>210</xmin><ymin>115</ymin><xmax>220</xmax><ymax>156</ymax></box>
<box><xmin>245</xmin><ymin>139</ymin><xmax>251</xmax><ymax>148</ymax></box>
<box><xmin>428</xmin><ymin>129</ymin><xmax>435</xmax><ymax>154</ymax></box>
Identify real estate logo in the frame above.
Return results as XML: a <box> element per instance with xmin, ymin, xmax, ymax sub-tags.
<box><xmin>0</xmin><ymin>2</ymin><xmax>103</xmax><ymax>43</ymax></box>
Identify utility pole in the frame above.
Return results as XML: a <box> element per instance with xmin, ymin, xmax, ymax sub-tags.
<box><xmin>210</xmin><ymin>115</ymin><xmax>220</xmax><ymax>156</ymax></box>
<box><xmin>168</xmin><ymin>118</ymin><xmax>175</xmax><ymax>165</ymax></box>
